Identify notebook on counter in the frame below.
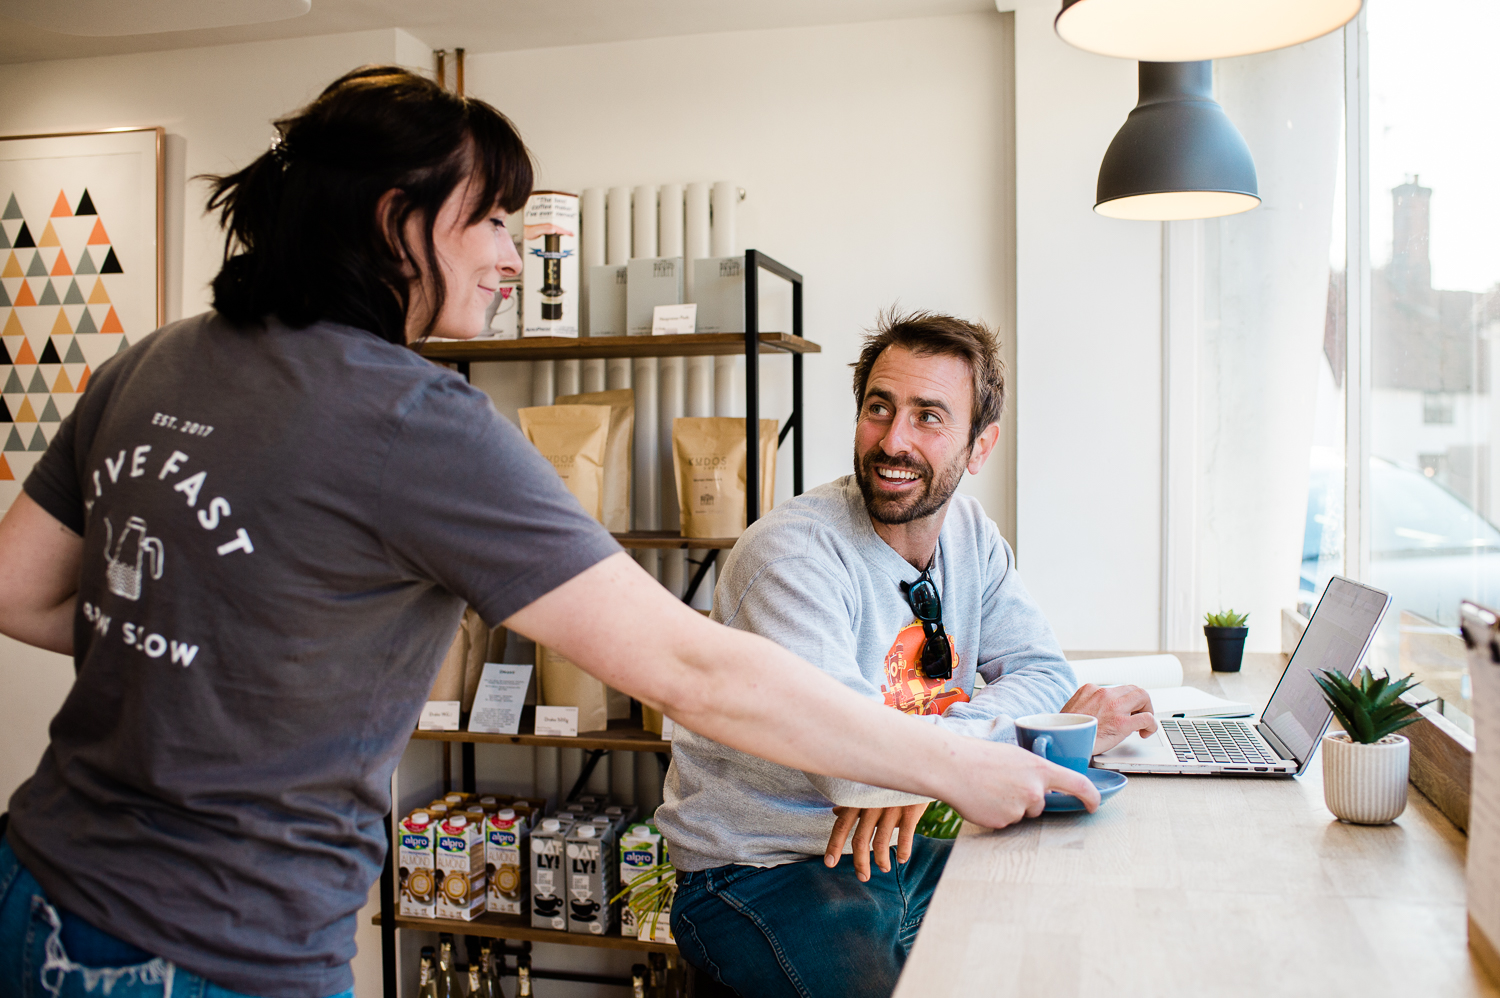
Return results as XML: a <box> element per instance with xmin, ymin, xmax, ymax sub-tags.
<box><xmin>1068</xmin><ymin>654</ymin><xmax>1255</xmax><ymax>718</ymax></box>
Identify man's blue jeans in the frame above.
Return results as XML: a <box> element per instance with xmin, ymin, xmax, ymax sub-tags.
<box><xmin>0</xmin><ymin>832</ymin><xmax>354</xmax><ymax>998</ymax></box>
<box><xmin>671</xmin><ymin>835</ymin><xmax>953</xmax><ymax>998</ymax></box>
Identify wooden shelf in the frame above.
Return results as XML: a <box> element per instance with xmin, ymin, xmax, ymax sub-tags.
<box><xmin>372</xmin><ymin>912</ymin><xmax>678</xmax><ymax>954</ymax></box>
<box><xmin>421</xmin><ymin>332</ymin><xmax>821</xmax><ymax>363</ymax></box>
<box><xmin>613</xmin><ymin>530</ymin><xmax>738</xmax><ymax>550</ymax></box>
<box><xmin>412</xmin><ymin>716</ymin><xmax>671</xmax><ymax>753</ymax></box>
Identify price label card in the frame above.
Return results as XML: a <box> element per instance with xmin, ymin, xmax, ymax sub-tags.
<box><xmin>660</xmin><ymin>717</ymin><xmax>675</xmax><ymax>741</ymax></box>
<box><xmin>418</xmin><ymin>700</ymin><xmax>461</xmax><ymax>731</ymax></box>
<box><xmin>467</xmin><ymin>663</ymin><xmax>533</xmax><ymax>735</ymax></box>
<box><xmin>651</xmin><ymin>303</ymin><xmax>697</xmax><ymax>335</ymax></box>
<box><xmin>535</xmin><ymin>705</ymin><xmax>579</xmax><ymax>737</ymax></box>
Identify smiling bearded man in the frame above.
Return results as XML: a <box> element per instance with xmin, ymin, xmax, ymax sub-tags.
<box><xmin>654</xmin><ymin>309</ymin><xmax>1159</xmax><ymax>998</ymax></box>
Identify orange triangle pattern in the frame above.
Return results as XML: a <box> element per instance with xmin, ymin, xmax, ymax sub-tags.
<box><xmin>87</xmin><ymin>219</ymin><xmax>110</xmax><ymax>245</ymax></box>
<box><xmin>38</xmin><ymin>221</ymin><xmax>59</xmax><ymax>248</ymax></box>
<box><xmin>50</xmin><ymin>191</ymin><xmax>71</xmax><ymax>218</ymax></box>
<box><xmin>13</xmin><ymin>282</ymin><xmax>35</xmax><ymax>307</ymax></box>
<box><xmin>50</xmin><ymin>249</ymin><xmax>71</xmax><ymax>276</ymax></box>
<box><xmin>0</xmin><ymin>455</ymin><xmax>12</xmax><ymax>481</ymax></box>
<box><xmin>87</xmin><ymin>279</ymin><xmax>110</xmax><ymax>304</ymax></box>
<box><xmin>1</xmin><ymin>252</ymin><xmax>21</xmax><ymax>279</ymax></box>
<box><xmin>15</xmin><ymin>398</ymin><xmax>36</xmax><ymax>422</ymax></box>
<box><xmin>49</xmin><ymin>310</ymin><xmax>70</xmax><ymax>337</ymax></box>
<box><xmin>2</xmin><ymin>313</ymin><xmax>21</xmax><ymax>337</ymax></box>
<box><xmin>14</xmin><ymin>338</ymin><xmax>35</xmax><ymax>364</ymax></box>
<box><xmin>75</xmin><ymin>365</ymin><xmax>90</xmax><ymax>393</ymax></box>
<box><xmin>52</xmin><ymin>368</ymin><xmax>73</xmax><ymax>393</ymax></box>
<box><xmin>100</xmin><ymin>307</ymin><xmax>122</xmax><ymax>334</ymax></box>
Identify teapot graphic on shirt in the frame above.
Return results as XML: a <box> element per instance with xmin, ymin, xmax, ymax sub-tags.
<box><xmin>103</xmin><ymin>515</ymin><xmax>164</xmax><ymax>601</ymax></box>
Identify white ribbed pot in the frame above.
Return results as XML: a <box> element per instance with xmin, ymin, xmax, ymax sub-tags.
<box><xmin>1321</xmin><ymin>732</ymin><xmax>1409</xmax><ymax>824</ymax></box>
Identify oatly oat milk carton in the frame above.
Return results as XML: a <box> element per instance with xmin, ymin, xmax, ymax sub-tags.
<box><xmin>435</xmin><ymin>814</ymin><xmax>485</xmax><ymax>921</ymax></box>
<box><xmin>398</xmin><ymin>811</ymin><xmax>438</xmax><ymax>918</ymax></box>
<box><xmin>531</xmin><ymin>817</ymin><xmax>573</xmax><ymax>930</ymax></box>
<box><xmin>566</xmin><ymin>821</ymin><xmax>617</xmax><ymax>935</ymax></box>
<box><xmin>485</xmin><ymin>807</ymin><xmax>529</xmax><ymax>916</ymax></box>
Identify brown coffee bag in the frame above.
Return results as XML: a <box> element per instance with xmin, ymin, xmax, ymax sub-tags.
<box><xmin>554</xmin><ymin>389</ymin><xmax>635</xmax><ymax>533</ymax></box>
<box><xmin>536</xmin><ymin>644</ymin><xmax>631</xmax><ymax>733</ymax></box>
<box><xmin>518</xmin><ymin>404</ymin><xmax>611</xmax><ymax>523</ymax></box>
<box><xmin>672</xmin><ymin>417</ymin><xmax>778</xmax><ymax>538</ymax></box>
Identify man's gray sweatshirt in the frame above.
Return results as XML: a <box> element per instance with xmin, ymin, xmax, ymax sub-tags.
<box><xmin>655</xmin><ymin>476</ymin><xmax>1076</xmax><ymax>871</ymax></box>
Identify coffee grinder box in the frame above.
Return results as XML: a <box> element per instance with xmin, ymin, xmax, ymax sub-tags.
<box><xmin>565</xmin><ymin>821</ymin><xmax>617</xmax><ymax>935</ymax></box>
<box><xmin>692</xmin><ymin>255</ymin><xmax>745</xmax><ymax>333</ymax></box>
<box><xmin>588</xmin><ymin>265</ymin><xmax>627</xmax><ymax>336</ymax></box>
<box><xmin>530</xmin><ymin>817</ymin><xmax>573</xmax><ymax>929</ymax></box>
<box><xmin>485</xmin><ymin>808</ymin><xmax>530</xmax><ymax>916</ymax></box>
<box><xmin>618</xmin><ymin>823</ymin><xmax>663</xmax><ymax>937</ymax></box>
<box><xmin>626</xmin><ymin>257</ymin><xmax>684</xmax><ymax>335</ymax></box>
<box><xmin>435</xmin><ymin>814</ymin><xmax>486</xmax><ymax>921</ymax></box>
<box><xmin>398</xmin><ymin>811</ymin><xmax>438</xmax><ymax>918</ymax></box>
<box><xmin>523</xmin><ymin>191</ymin><xmax>579</xmax><ymax>338</ymax></box>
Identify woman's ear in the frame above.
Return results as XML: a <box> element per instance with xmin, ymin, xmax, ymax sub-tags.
<box><xmin>376</xmin><ymin>188</ymin><xmax>410</xmax><ymax>269</ymax></box>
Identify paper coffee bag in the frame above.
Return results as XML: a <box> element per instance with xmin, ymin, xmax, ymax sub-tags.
<box><xmin>518</xmin><ymin>404</ymin><xmax>611</xmax><ymax>523</ymax></box>
<box><xmin>537</xmin><ymin>644</ymin><xmax>631</xmax><ymax>733</ymax></box>
<box><xmin>672</xmin><ymin>417</ymin><xmax>778</xmax><ymax>538</ymax></box>
<box><xmin>554</xmin><ymin>389</ymin><xmax>635</xmax><ymax>533</ymax></box>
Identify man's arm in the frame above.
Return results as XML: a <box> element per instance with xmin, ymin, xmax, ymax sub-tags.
<box><xmin>504</xmin><ymin>553</ymin><xmax>1100</xmax><ymax>829</ymax></box>
<box><xmin>0</xmin><ymin>493</ymin><xmax>82</xmax><ymax>655</ymax></box>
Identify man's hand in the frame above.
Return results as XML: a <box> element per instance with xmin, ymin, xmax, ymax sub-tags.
<box><xmin>1061</xmin><ymin>683</ymin><xmax>1158</xmax><ymax>754</ymax></box>
<box><xmin>824</xmin><ymin>803</ymin><xmax>927</xmax><ymax>882</ymax></box>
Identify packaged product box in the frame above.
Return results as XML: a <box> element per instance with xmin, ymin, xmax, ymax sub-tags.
<box><xmin>692</xmin><ymin>255</ymin><xmax>745</xmax><ymax>334</ymax></box>
<box><xmin>485</xmin><ymin>807</ymin><xmax>530</xmax><ymax>916</ymax></box>
<box><xmin>435</xmin><ymin>814</ymin><xmax>486</xmax><ymax>921</ymax></box>
<box><xmin>531</xmin><ymin>817</ymin><xmax>573</xmax><ymax>930</ymax></box>
<box><xmin>523</xmin><ymin>191</ymin><xmax>579</xmax><ymax>337</ymax></box>
<box><xmin>565</xmin><ymin>821</ymin><xmax>617</xmax><ymax>935</ymax></box>
<box><xmin>483</xmin><ymin>280</ymin><xmax>522</xmax><ymax>339</ymax></box>
<box><xmin>398</xmin><ymin>811</ymin><xmax>438</xmax><ymax>919</ymax></box>
<box><xmin>588</xmin><ymin>265</ymin><xmax>627</xmax><ymax>336</ymax></box>
<box><xmin>618</xmin><ymin>822</ymin><xmax>663</xmax><ymax>938</ymax></box>
<box><xmin>625</xmin><ymin>257</ymin><xmax>684</xmax><ymax>336</ymax></box>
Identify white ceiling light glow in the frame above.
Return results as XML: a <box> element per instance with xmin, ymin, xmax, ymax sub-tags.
<box><xmin>0</xmin><ymin>0</ymin><xmax>311</xmax><ymax>37</ymax></box>
<box><xmin>1055</xmin><ymin>0</ymin><xmax>1362</xmax><ymax>62</ymax></box>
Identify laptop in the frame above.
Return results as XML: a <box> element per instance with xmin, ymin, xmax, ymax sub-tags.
<box><xmin>1093</xmin><ymin>576</ymin><xmax>1392</xmax><ymax>777</ymax></box>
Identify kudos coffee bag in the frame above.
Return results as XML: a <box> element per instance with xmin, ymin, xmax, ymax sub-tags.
<box><xmin>518</xmin><ymin>404</ymin><xmax>611</xmax><ymax>523</ymax></box>
<box><xmin>554</xmin><ymin>388</ymin><xmax>635</xmax><ymax>533</ymax></box>
<box><xmin>672</xmin><ymin>417</ymin><xmax>778</xmax><ymax>538</ymax></box>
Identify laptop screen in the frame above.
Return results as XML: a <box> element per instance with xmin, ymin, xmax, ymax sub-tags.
<box><xmin>1260</xmin><ymin>577</ymin><xmax>1392</xmax><ymax>764</ymax></box>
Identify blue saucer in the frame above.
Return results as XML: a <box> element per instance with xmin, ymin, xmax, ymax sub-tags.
<box><xmin>1043</xmin><ymin>768</ymin><xmax>1128</xmax><ymax>813</ymax></box>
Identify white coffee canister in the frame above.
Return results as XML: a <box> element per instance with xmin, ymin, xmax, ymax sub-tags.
<box><xmin>1321</xmin><ymin>732</ymin><xmax>1409</xmax><ymax>825</ymax></box>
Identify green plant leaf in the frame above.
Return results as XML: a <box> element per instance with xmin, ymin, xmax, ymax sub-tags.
<box><xmin>1314</xmin><ymin>668</ymin><xmax>1433</xmax><ymax>744</ymax></box>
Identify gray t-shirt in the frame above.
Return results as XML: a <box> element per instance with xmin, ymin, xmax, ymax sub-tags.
<box><xmin>655</xmin><ymin>477</ymin><xmax>1075</xmax><ymax>871</ymax></box>
<box><xmin>11</xmin><ymin>313</ymin><xmax>619</xmax><ymax>998</ymax></box>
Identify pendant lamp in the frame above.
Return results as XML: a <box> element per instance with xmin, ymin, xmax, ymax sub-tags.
<box><xmin>1095</xmin><ymin>61</ymin><xmax>1258</xmax><ymax>221</ymax></box>
<box><xmin>1056</xmin><ymin>0</ymin><xmax>1361</xmax><ymax>62</ymax></box>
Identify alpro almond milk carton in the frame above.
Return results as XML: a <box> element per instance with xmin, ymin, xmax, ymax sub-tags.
<box><xmin>435</xmin><ymin>814</ymin><xmax>485</xmax><ymax>921</ymax></box>
<box><xmin>398</xmin><ymin>811</ymin><xmax>438</xmax><ymax>918</ymax></box>
<box><xmin>485</xmin><ymin>807</ymin><xmax>529</xmax><ymax>916</ymax></box>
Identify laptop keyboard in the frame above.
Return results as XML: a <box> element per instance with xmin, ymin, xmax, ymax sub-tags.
<box><xmin>1160</xmin><ymin>719</ymin><xmax>1283</xmax><ymax>765</ymax></box>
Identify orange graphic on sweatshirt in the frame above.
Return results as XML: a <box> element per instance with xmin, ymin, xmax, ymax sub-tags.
<box><xmin>879</xmin><ymin>622</ymin><xmax>969</xmax><ymax>716</ymax></box>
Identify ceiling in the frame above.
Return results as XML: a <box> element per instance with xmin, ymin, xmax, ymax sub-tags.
<box><xmin>0</xmin><ymin>0</ymin><xmax>998</xmax><ymax>65</ymax></box>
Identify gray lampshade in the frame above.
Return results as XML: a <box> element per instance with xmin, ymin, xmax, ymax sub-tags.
<box><xmin>1095</xmin><ymin>62</ymin><xmax>1259</xmax><ymax>221</ymax></box>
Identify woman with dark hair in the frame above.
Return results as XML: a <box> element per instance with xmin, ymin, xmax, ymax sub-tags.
<box><xmin>0</xmin><ymin>67</ymin><xmax>1091</xmax><ymax>997</ymax></box>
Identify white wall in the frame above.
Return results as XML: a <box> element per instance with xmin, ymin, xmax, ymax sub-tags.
<box><xmin>1011</xmin><ymin>6</ymin><xmax>1163</xmax><ymax>650</ymax></box>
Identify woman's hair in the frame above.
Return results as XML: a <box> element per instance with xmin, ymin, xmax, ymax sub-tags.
<box><xmin>204</xmin><ymin>65</ymin><xmax>533</xmax><ymax>344</ymax></box>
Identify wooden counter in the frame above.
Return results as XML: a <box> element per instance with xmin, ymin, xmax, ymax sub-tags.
<box><xmin>895</xmin><ymin>652</ymin><xmax>1498</xmax><ymax>998</ymax></box>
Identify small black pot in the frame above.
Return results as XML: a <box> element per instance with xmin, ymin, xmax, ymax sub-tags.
<box><xmin>1204</xmin><ymin>626</ymin><xmax>1248</xmax><ymax>672</ymax></box>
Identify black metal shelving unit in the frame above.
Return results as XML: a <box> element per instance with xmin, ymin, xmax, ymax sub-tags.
<box><xmin>378</xmin><ymin>251</ymin><xmax>815</xmax><ymax>997</ymax></box>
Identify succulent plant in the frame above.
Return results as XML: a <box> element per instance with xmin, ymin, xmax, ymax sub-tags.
<box><xmin>1204</xmin><ymin>609</ymin><xmax>1250</xmax><ymax>628</ymax></box>
<box><xmin>1314</xmin><ymin>668</ymin><xmax>1432</xmax><ymax>744</ymax></box>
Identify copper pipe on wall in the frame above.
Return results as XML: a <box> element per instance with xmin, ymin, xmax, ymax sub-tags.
<box><xmin>455</xmin><ymin>48</ymin><xmax>465</xmax><ymax>97</ymax></box>
<box><xmin>434</xmin><ymin>49</ymin><xmax>447</xmax><ymax>90</ymax></box>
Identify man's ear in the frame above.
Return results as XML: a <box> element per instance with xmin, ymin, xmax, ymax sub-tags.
<box><xmin>965</xmin><ymin>422</ymin><xmax>1002</xmax><ymax>476</ymax></box>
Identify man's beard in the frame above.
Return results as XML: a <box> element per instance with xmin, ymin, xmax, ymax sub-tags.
<box><xmin>854</xmin><ymin>445</ymin><xmax>967</xmax><ymax>526</ymax></box>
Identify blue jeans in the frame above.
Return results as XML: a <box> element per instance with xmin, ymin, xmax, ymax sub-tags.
<box><xmin>671</xmin><ymin>835</ymin><xmax>953</xmax><ymax>998</ymax></box>
<box><xmin>0</xmin><ymin>832</ymin><xmax>354</xmax><ymax>998</ymax></box>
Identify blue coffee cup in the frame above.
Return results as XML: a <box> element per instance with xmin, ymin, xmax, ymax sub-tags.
<box><xmin>1015</xmin><ymin>713</ymin><xmax>1098</xmax><ymax>773</ymax></box>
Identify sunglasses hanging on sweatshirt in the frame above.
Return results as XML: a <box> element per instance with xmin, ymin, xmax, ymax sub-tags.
<box><xmin>899</xmin><ymin>569</ymin><xmax>953</xmax><ymax>680</ymax></box>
